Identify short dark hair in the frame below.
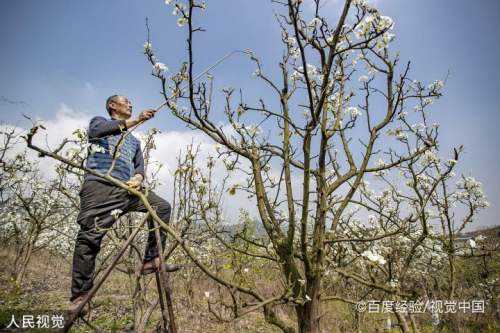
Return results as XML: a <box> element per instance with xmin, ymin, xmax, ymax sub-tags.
<box><xmin>106</xmin><ymin>95</ymin><xmax>120</xmax><ymax>115</ymax></box>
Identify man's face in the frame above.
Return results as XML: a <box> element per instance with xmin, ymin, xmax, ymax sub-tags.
<box><xmin>110</xmin><ymin>96</ymin><xmax>132</xmax><ymax>119</ymax></box>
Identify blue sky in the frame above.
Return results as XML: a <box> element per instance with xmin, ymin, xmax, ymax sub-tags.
<box><xmin>1</xmin><ymin>0</ymin><xmax>499</xmax><ymax>228</ymax></box>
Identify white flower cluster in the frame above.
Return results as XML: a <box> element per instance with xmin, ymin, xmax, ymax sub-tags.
<box><xmin>308</xmin><ymin>17</ymin><xmax>322</xmax><ymax>28</ymax></box>
<box><xmin>289</xmin><ymin>48</ymin><xmax>301</xmax><ymax>59</ymax></box>
<box><xmin>177</xmin><ymin>17</ymin><xmax>188</xmax><ymax>27</ymax></box>
<box><xmin>89</xmin><ymin>144</ymin><xmax>105</xmax><ymax>154</ymax></box>
<box><xmin>411</xmin><ymin>122</ymin><xmax>427</xmax><ymax>133</ymax></box>
<box><xmin>355</xmin><ymin>13</ymin><xmax>394</xmax><ymax>39</ymax></box>
<box><xmin>417</xmin><ymin>173</ymin><xmax>434</xmax><ymax>191</ymax></box>
<box><xmin>375</xmin><ymin>32</ymin><xmax>395</xmax><ymax>50</ymax></box>
<box><xmin>352</xmin><ymin>0</ymin><xmax>373</xmax><ymax>9</ymax></box>
<box><xmin>165</xmin><ymin>1</ymin><xmax>203</xmax><ymax>28</ymax></box>
<box><xmin>346</xmin><ymin>106</ymin><xmax>362</xmax><ymax>118</ymax></box>
<box><xmin>143</xmin><ymin>41</ymin><xmax>152</xmax><ymax>52</ymax></box>
<box><xmin>454</xmin><ymin>177</ymin><xmax>489</xmax><ymax>209</ymax></box>
<box><xmin>476</xmin><ymin>234</ymin><xmax>486</xmax><ymax>242</ymax></box>
<box><xmin>361</xmin><ymin>250</ymin><xmax>386</xmax><ymax>265</ymax></box>
<box><xmin>373</xmin><ymin>189</ymin><xmax>394</xmax><ymax>211</ymax></box>
<box><xmin>358</xmin><ymin>75</ymin><xmax>369</xmax><ymax>83</ymax></box>
<box><xmin>376</xmin><ymin>16</ymin><xmax>394</xmax><ymax>33</ymax></box>
<box><xmin>420</xmin><ymin>150</ymin><xmax>440</xmax><ymax>166</ymax></box>
<box><xmin>422</xmin><ymin>98</ymin><xmax>434</xmax><ymax>106</ymax></box>
<box><xmin>428</xmin><ymin>80</ymin><xmax>444</xmax><ymax>93</ymax></box>
<box><xmin>111</xmin><ymin>209</ymin><xmax>123</xmax><ymax>219</ymax></box>
<box><xmin>282</xmin><ymin>32</ymin><xmax>301</xmax><ymax>59</ymax></box>
<box><xmin>291</xmin><ymin>63</ymin><xmax>321</xmax><ymax>83</ymax></box>
<box><xmin>72</xmin><ymin>128</ymin><xmax>86</xmax><ymax>141</ymax></box>
<box><xmin>374</xmin><ymin>158</ymin><xmax>387</xmax><ymax>177</ymax></box>
<box><xmin>468</xmin><ymin>238</ymin><xmax>476</xmax><ymax>249</ymax></box>
<box><xmin>154</xmin><ymin>62</ymin><xmax>168</xmax><ymax>74</ymax></box>
<box><xmin>284</xmin><ymin>36</ymin><xmax>296</xmax><ymax>46</ymax></box>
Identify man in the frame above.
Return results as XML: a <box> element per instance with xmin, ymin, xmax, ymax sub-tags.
<box><xmin>69</xmin><ymin>95</ymin><xmax>180</xmax><ymax>314</ymax></box>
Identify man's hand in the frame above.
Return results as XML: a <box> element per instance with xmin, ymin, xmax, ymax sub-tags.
<box><xmin>125</xmin><ymin>109</ymin><xmax>156</xmax><ymax>129</ymax></box>
<box><xmin>138</xmin><ymin>109</ymin><xmax>156</xmax><ymax>122</ymax></box>
<box><xmin>126</xmin><ymin>174</ymin><xmax>143</xmax><ymax>189</ymax></box>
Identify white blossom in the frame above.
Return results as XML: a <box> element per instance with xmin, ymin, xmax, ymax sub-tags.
<box><xmin>476</xmin><ymin>235</ymin><xmax>486</xmax><ymax>242</ymax></box>
<box><xmin>143</xmin><ymin>41</ymin><xmax>152</xmax><ymax>52</ymax></box>
<box><xmin>428</xmin><ymin>80</ymin><xmax>444</xmax><ymax>92</ymax></box>
<box><xmin>89</xmin><ymin>144</ymin><xmax>105</xmax><ymax>154</ymax></box>
<box><xmin>291</xmin><ymin>70</ymin><xmax>302</xmax><ymax>81</ymax></box>
<box><xmin>305</xmin><ymin>63</ymin><xmax>319</xmax><ymax>79</ymax></box>
<box><xmin>455</xmin><ymin>177</ymin><xmax>489</xmax><ymax>208</ymax></box>
<box><xmin>364</xmin><ymin>15</ymin><xmax>375</xmax><ymax>24</ymax></box>
<box><xmin>308</xmin><ymin>17</ymin><xmax>322</xmax><ymax>27</ymax></box>
<box><xmin>289</xmin><ymin>48</ymin><xmax>301</xmax><ymax>59</ymax></box>
<box><xmin>361</xmin><ymin>250</ymin><xmax>386</xmax><ymax>265</ymax></box>
<box><xmin>377</xmin><ymin>16</ymin><xmax>394</xmax><ymax>32</ymax></box>
<box><xmin>177</xmin><ymin>17</ymin><xmax>188</xmax><ymax>27</ymax></box>
<box><xmin>383</xmin><ymin>32</ymin><xmax>395</xmax><ymax>44</ymax></box>
<box><xmin>423</xmin><ymin>98</ymin><xmax>434</xmax><ymax>106</ymax></box>
<box><xmin>110</xmin><ymin>209</ymin><xmax>122</xmax><ymax>219</ymax></box>
<box><xmin>285</xmin><ymin>36</ymin><xmax>296</xmax><ymax>45</ymax></box>
<box><xmin>421</xmin><ymin>150</ymin><xmax>440</xmax><ymax>166</ymax></box>
<box><xmin>358</xmin><ymin>75</ymin><xmax>369</xmax><ymax>83</ymax></box>
<box><xmin>154</xmin><ymin>62</ymin><xmax>168</xmax><ymax>73</ymax></box>
<box><xmin>468</xmin><ymin>239</ymin><xmax>477</xmax><ymax>248</ymax></box>
<box><xmin>376</xmin><ymin>32</ymin><xmax>395</xmax><ymax>50</ymax></box>
<box><xmin>346</xmin><ymin>106</ymin><xmax>362</xmax><ymax>118</ymax></box>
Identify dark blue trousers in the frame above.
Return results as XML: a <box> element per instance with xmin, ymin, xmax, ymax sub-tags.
<box><xmin>70</xmin><ymin>180</ymin><xmax>170</xmax><ymax>301</ymax></box>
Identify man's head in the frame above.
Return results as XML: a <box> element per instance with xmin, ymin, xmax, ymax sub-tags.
<box><xmin>106</xmin><ymin>95</ymin><xmax>132</xmax><ymax>120</ymax></box>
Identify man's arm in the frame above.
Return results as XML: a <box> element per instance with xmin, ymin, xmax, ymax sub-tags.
<box><xmin>88</xmin><ymin>117</ymin><xmax>126</xmax><ymax>139</ymax></box>
<box><xmin>88</xmin><ymin>110</ymin><xmax>156</xmax><ymax>139</ymax></box>
<box><xmin>124</xmin><ymin>109</ymin><xmax>156</xmax><ymax>129</ymax></box>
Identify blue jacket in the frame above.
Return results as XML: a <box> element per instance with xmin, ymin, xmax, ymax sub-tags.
<box><xmin>84</xmin><ymin>116</ymin><xmax>144</xmax><ymax>183</ymax></box>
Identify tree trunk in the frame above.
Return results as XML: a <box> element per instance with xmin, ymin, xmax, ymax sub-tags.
<box><xmin>15</xmin><ymin>240</ymin><xmax>34</xmax><ymax>284</ymax></box>
<box><xmin>296</xmin><ymin>279</ymin><xmax>322</xmax><ymax>333</ymax></box>
<box><xmin>394</xmin><ymin>311</ymin><xmax>410</xmax><ymax>333</ymax></box>
<box><xmin>408</xmin><ymin>313</ymin><xmax>420</xmax><ymax>333</ymax></box>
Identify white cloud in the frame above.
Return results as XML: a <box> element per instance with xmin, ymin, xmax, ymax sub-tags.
<box><xmin>30</xmin><ymin>103</ymin><xmax>90</xmax><ymax>178</ymax></box>
<box><xmin>146</xmin><ymin>128</ymin><xmax>258</xmax><ymax>223</ymax></box>
<box><xmin>1</xmin><ymin>104</ymin><xmax>90</xmax><ymax>179</ymax></box>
